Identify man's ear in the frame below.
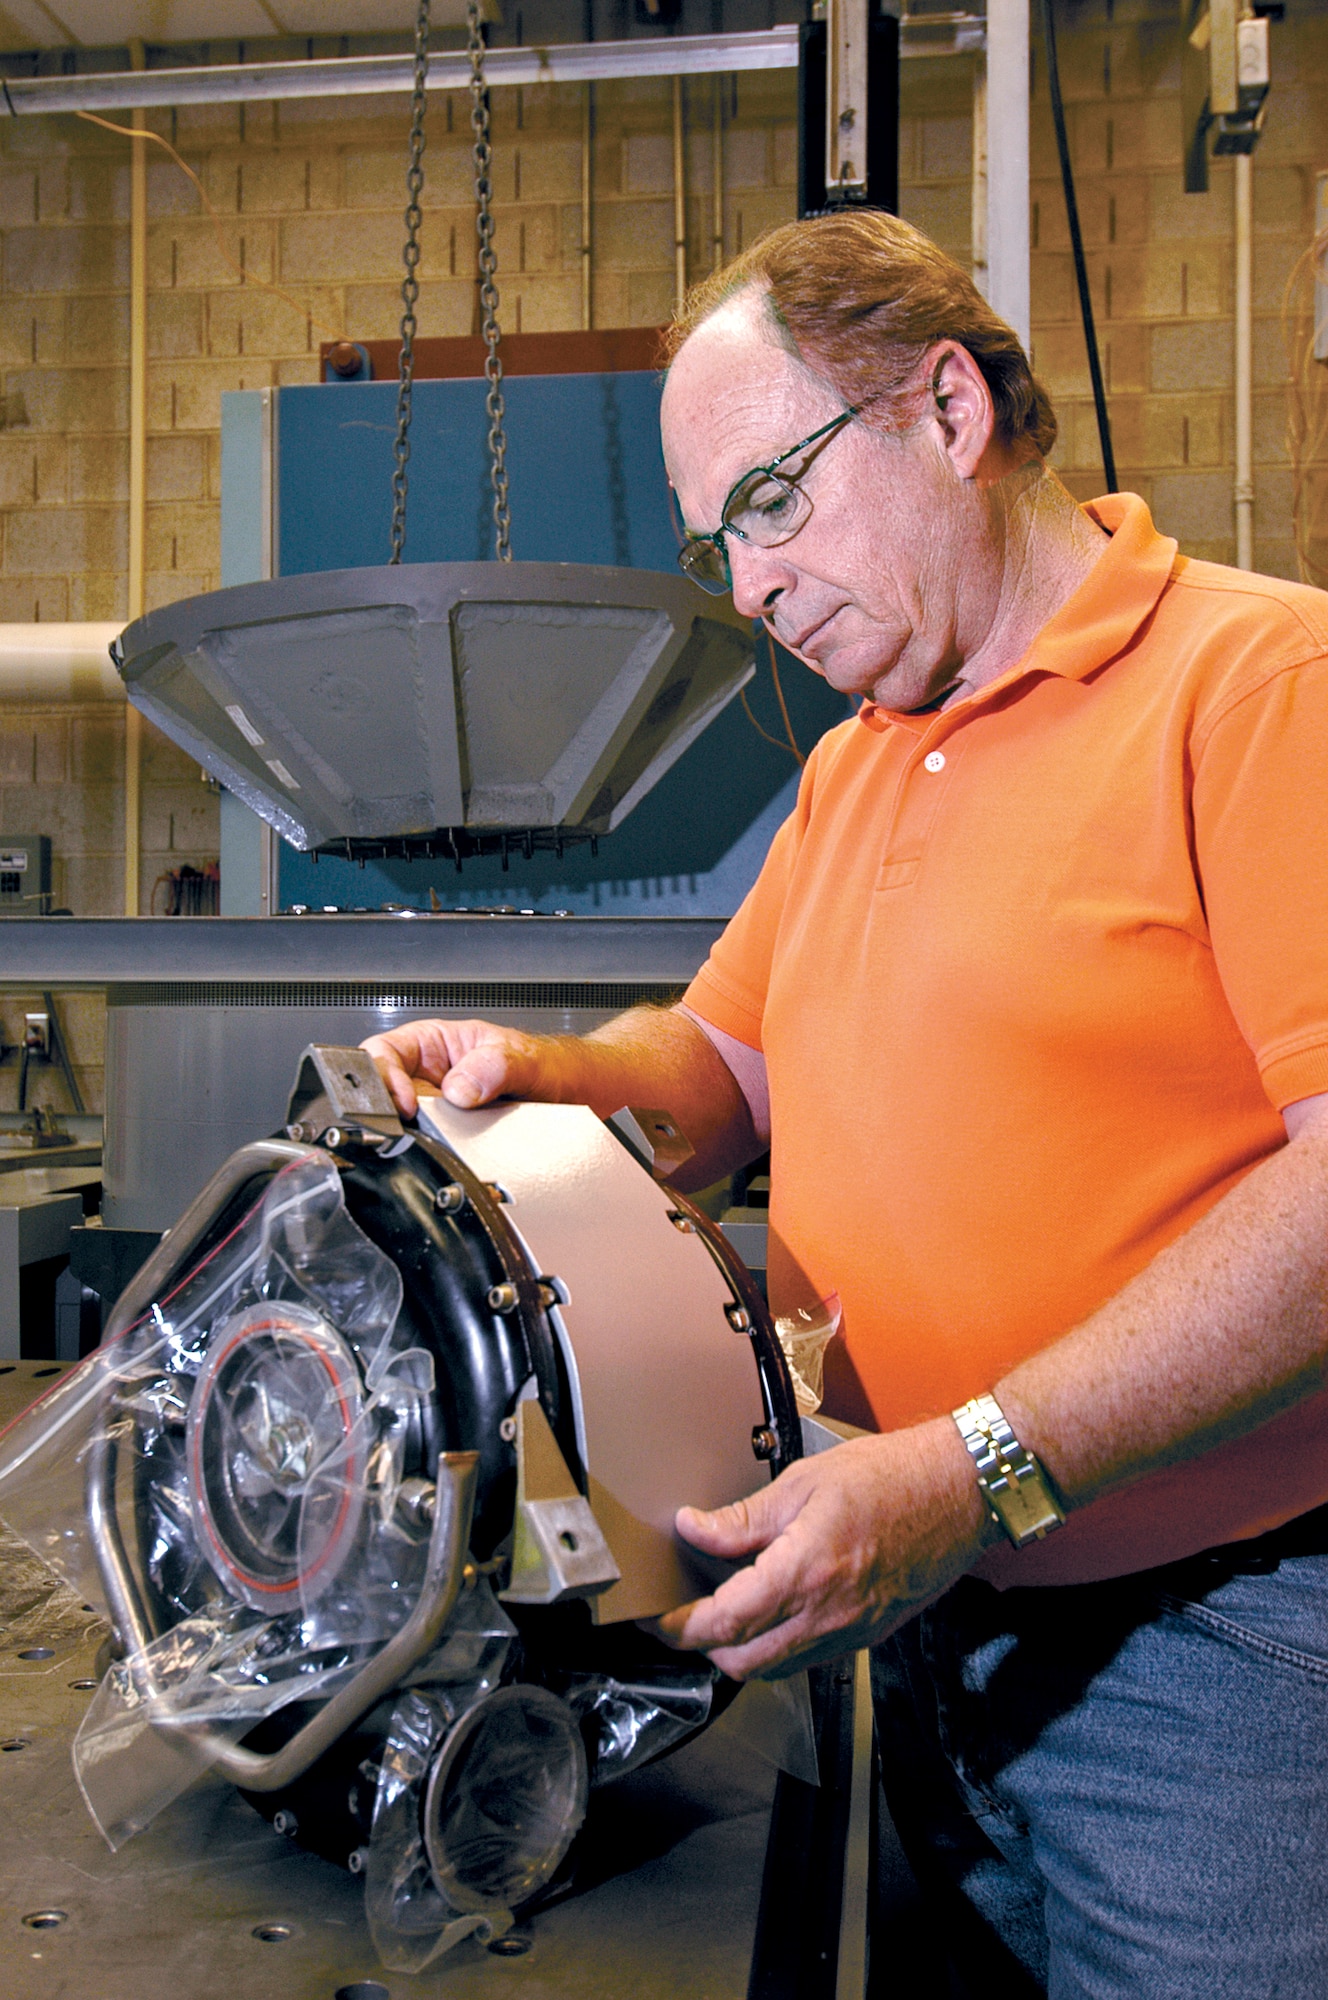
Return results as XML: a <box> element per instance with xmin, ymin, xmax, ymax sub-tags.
<box><xmin>927</xmin><ymin>343</ymin><xmax>996</xmax><ymax>480</ymax></box>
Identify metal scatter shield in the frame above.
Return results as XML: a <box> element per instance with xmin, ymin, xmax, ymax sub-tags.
<box><xmin>111</xmin><ymin>564</ymin><xmax>756</xmax><ymax>853</ymax></box>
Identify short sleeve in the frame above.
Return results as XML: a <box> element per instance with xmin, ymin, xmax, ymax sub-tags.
<box><xmin>682</xmin><ymin>744</ymin><xmax>826</xmax><ymax>1050</ymax></box>
<box><xmin>1193</xmin><ymin>653</ymin><xmax>1328</xmax><ymax>1109</ymax></box>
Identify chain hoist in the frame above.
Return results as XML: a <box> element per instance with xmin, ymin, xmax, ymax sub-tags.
<box><xmin>467</xmin><ymin>0</ymin><xmax>512</xmax><ymax>560</ymax></box>
<box><xmin>390</xmin><ymin>0</ymin><xmax>431</xmax><ymax>564</ymax></box>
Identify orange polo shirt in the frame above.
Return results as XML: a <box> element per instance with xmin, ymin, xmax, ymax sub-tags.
<box><xmin>685</xmin><ymin>494</ymin><xmax>1328</xmax><ymax>1584</ymax></box>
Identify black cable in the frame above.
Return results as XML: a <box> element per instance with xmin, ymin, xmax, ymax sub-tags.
<box><xmin>1039</xmin><ymin>0</ymin><xmax>1117</xmax><ymax>492</ymax></box>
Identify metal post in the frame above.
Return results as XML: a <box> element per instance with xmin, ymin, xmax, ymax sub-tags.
<box><xmin>825</xmin><ymin>0</ymin><xmax>870</xmax><ymax>204</ymax></box>
<box><xmin>1234</xmin><ymin>151</ymin><xmax>1254</xmax><ymax>569</ymax></box>
<box><xmin>124</xmin><ymin>38</ymin><xmax>147</xmax><ymax>918</ymax></box>
<box><xmin>985</xmin><ymin>0</ymin><xmax>1030</xmax><ymax>349</ymax></box>
<box><xmin>712</xmin><ymin>73</ymin><xmax>725</xmax><ymax>271</ymax></box>
<box><xmin>581</xmin><ymin>81</ymin><xmax>593</xmax><ymax>329</ymax></box>
<box><xmin>971</xmin><ymin>52</ymin><xmax>989</xmax><ymax>299</ymax></box>
<box><xmin>672</xmin><ymin>74</ymin><xmax>688</xmax><ymax>313</ymax></box>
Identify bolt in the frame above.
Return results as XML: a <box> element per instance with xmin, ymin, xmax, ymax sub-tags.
<box><xmin>499</xmin><ymin>1414</ymin><xmax>518</xmax><ymax>1442</ymax></box>
<box><xmin>347</xmin><ymin>1846</ymin><xmax>369</xmax><ymax>1875</ymax></box>
<box><xmin>751</xmin><ymin>1425</ymin><xmax>778</xmax><ymax>1462</ymax></box>
<box><xmin>272</xmin><ymin>1809</ymin><xmax>298</xmax><ymax>1838</ymax></box>
<box><xmin>667</xmin><ymin>1210</ymin><xmax>696</xmax><ymax>1233</ymax></box>
<box><xmin>726</xmin><ymin>1304</ymin><xmax>753</xmax><ymax>1332</ymax></box>
<box><xmin>327</xmin><ymin>340</ymin><xmax>363</xmax><ymax>378</ymax></box>
<box><xmin>434</xmin><ymin>1182</ymin><xmax>465</xmax><ymax>1213</ymax></box>
<box><xmin>487</xmin><ymin>1282</ymin><xmax>518</xmax><ymax>1314</ymax></box>
<box><xmin>323</xmin><ymin>1126</ymin><xmax>343</xmax><ymax>1149</ymax></box>
<box><xmin>285</xmin><ymin>1122</ymin><xmax>307</xmax><ymax>1143</ymax></box>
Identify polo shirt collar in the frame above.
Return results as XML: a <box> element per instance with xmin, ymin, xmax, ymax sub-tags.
<box><xmin>858</xmin><ymin>492</ymin><xmax>1179</xmax><ymax>735</ymax></box>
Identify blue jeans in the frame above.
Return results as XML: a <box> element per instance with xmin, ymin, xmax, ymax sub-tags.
<box><xmin>871</xmin><ymin>1537</ymin><xmax>1328</xmax><ymax>1998</ymax></box>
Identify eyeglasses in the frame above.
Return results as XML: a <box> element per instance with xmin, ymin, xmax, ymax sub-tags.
<box><xmin>676</xmin><ymin>406</ymin><xmax>862</xmax><ymax>595</ymax></box>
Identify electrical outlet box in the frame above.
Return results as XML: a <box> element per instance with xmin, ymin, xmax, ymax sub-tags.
<box><xmin>0</xmin><ymin>835</ymin><xmax>51</xmax><ymax>915</ymax></box>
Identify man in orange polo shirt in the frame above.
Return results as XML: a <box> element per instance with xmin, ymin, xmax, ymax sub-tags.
<box><xmin>368</xmin><ymin>212</ymin><xmax>1328</xmax><ymax>1994</ymax></box>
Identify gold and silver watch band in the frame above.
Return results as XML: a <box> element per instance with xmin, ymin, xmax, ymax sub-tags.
<box><xmin>951</xmin><ymin>1393</ymin><xmax>1066</xmax><ymax>1549</ymax></box>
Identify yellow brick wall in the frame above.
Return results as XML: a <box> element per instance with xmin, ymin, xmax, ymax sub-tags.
<box><xmin>0</xmin><ymin>5</ymin><xmax>1318</xmax><ymax>949</ymax></box>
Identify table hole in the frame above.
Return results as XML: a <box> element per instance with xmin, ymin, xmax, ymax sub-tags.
<box><xmin>488</xmin><ymin>1934</ymin><xmax>532</xmax><ymax>1957</ymax></box>
<box><xmin>18</xmin><ymin>1647</ymin><xmax>54</xmax><ymax>1661</ymax></box>
<box><xmin>1</xmin><ymin>1738</ymin><xmax>30</xmax><ymax>1752</ymax></box>
<box><xmin>21</xmin><ymin>1911</ymin><xmax>66</xmax><ymax>1930</ymax></box>
<box><xmin>31</xmin><ymin>1366</ymin><xmax>60</xmax><ymax>1378</ymax></box>
<box><xmin>68</xmin><ymin>1678</ymin><xmax>98</xmax><ymax>1692</ymax></box>
<box><xmin>334</xmin><ymin>1985</ymin><xmax>390</xmax><ymax>2000</ymax></box>
<box><xmin>0</xmin><ymin>1364</ymin><xmax>13</xmax><ymax>1375</ymax></box>
<box><xmin>558</xmin><ymin>1530</ymin><xmax>579</xmax><ymax>1553</ymax></box>
<box><xmin>252</xmin><ymin>1922</ymin><xmax>293</xmax><ymax>1943</ymax></box>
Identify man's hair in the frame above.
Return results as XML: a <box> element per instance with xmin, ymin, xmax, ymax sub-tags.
<box><xmin>662</xmin><ymin>209</ymin><xmax>1057</xmax><ymax>457</ymax></box>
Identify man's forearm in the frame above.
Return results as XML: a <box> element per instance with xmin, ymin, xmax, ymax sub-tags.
<box><xmin>995</xmin><ymin>1119</ymin><xmax>1328</xmax><ymax>1512</ymax></box>
<box><xmin>539</xmin><ymin>1005</ymin><xmax>763</xmax><ymax>1190</ymax></box>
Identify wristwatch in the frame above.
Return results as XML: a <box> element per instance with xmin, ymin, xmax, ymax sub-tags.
<box><xmin>951</xmin><ymin>1393</ymin><xmax>1066</xmax><ymax>1549</ymax></box>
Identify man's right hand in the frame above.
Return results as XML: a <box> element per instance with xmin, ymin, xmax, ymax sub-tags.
<box><xmin>362</xmin><ymin>1004</ymin><xmax>760</xmax><ymax>1192</ymax></box>
<box><xmin>362</xmin><ymin>1018</ymin><xmax>566</xmax><ymax>1118</ymax></box>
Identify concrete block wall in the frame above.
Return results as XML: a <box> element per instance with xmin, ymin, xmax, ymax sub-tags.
<box><xmin>0</xmin><ymin>7</ymin><xmax>1317</xmax><ymax>945</ymax></box>
<box><xmin>0</xmin><ymin>697</ymin><xmax>219</xmax><ymax>908</ymax></box>
<box><xmin>1028</xmin><ymin>0</ymin><xmax>1324</xmax><ymax>575</ymax></box>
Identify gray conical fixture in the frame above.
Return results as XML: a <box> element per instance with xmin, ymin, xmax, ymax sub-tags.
<box><xmin>113</xmin><ymin>563</ymin><xmax>756</xmax><ymax>854</ymax></box>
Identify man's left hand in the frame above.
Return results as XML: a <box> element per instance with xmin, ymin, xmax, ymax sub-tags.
<box><xmin>659</xmin><ymin>1417</ymin><xmax>993</xmax><ymax>1679</ymax></box>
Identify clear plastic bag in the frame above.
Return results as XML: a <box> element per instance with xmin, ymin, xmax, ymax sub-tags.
<box><xmin>775</xmin><ymin>1293</ymin><xmax>842</xmax><ymax>1416</ymax></box>
<box><xmin>0</xmin><ymin>1150</ymin><xmax>449</xmax><ymax>1848</ymax></box>
<box><xmin>560</xmin><ymin>1664</ymin><xmax>716</xmax><ymax>1785</ymax></box>
<box><xmin>366</xmin><ymin>1669</ymin><xmax>587</xmax><ymax>1974</ymax></box>
<box><xmin>366</xmin><ymin>1688</ymin><xmax>505</xmax><ymax>1972</ymax></box>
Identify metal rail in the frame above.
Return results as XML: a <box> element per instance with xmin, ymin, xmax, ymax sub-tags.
<box><xmin>0</xmin><ymin>20</ymin><xmax>984</xmax><ymax>116</ymax></box>
<box><xmin>0</xmin><ymin>915</ymin><xmax>727</xmax><ymax>988</ymax></box>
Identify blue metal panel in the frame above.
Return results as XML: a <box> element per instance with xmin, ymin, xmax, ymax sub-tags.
<box><xmin>268</xmin><ymin>374</ymin><xmax>850</xmax><ymax>916</ymax></box>
<box><xmin>277</xmin><ymin>373</ymin><xmax>676</xmax><ymax>575</ymax></box>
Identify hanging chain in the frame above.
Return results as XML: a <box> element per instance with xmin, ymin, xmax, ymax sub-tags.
<box><xmin>468</xmin><ymin>0</ymin><xmax>512</xmax><ymax>560</ymax></box>
<box><xmin>390</xmin><ymin>0</ymin><xmax>431</xmax><ymax>564</ymax></box>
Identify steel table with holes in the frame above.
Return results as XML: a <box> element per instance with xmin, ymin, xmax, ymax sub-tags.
<box><xmin>0</xmin><ymin>1361</ymin><xmax>780</xmax><ymax>2000</ymax></box>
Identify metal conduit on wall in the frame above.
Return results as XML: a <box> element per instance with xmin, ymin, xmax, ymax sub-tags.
<box><xmin>125</xmin><ymin>38</ymin><xmax>147</xmax><ymax>920</ymax></box>
<box><xmin>1234</xmin><ymin>151</ymin><xmax>1254</xmax><ymax>570</ymax></box>
<box><xmin>672</xmin><ymin>73</ymin><xmax>687</xmax><ymax>316</ymax></box>
<box><xmin>0</xmin><ymin>22</ymin><xmax>986</xmax><ymax>119</ymax></box>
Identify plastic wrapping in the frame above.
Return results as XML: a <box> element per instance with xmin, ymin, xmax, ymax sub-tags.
<box><xmin>560</xmin><ymin>1664</ymin><xmax>716</xmax><ymax>1786</ymax></box>
<box><xmin>774</xmin><ymin>1294</ymin><xmax>842</xmax><ymax>1417</ymax></box>
<box><xmin>0</xmin><ymin>1151</ymin><xmax>450</xmax><ymax>1848</ymax></box>
<box><xmin>366</xmin><ymin>1672</ymin><xmax>587</xmax><ymax>1973</ymax></box>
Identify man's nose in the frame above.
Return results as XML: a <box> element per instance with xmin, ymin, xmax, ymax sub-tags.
<box><xmin>727</xmin><ymin>541</ymin><xmax>791</xmax><ymax>622</ymax></box>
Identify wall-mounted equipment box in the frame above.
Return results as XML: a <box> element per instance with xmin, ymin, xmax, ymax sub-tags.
<box><xmin>0</xmin><ymin>836</ymin><xmax>51</xmax><ymax>916</ymax></box>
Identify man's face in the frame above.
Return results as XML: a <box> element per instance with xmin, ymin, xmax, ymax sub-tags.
<box><xmin>661</xmin><ymin>295</ymin><xmax>981</xmax><ymax>712</ymax></box>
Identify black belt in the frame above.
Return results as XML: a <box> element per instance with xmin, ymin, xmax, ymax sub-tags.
<box><xmin>1157</xmin><ymin>1499</ymin><xmax>1328</xmax><ymax>1597</ymax></box>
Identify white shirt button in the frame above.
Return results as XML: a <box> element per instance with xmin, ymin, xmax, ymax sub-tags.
<box><xmin>923</xmin><ymin>750</ymin><xmax>946</xmax><ymax>773</ymax></box>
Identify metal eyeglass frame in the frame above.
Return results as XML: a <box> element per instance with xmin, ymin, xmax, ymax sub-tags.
<box><xmin>676</xmin><ymin>404</ymin><xmax>863</xmax><ymax>595</ymax></box>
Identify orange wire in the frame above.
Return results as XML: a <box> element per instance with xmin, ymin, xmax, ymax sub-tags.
<box><xmin>740</xmin><ymin>684</ymin><xmax>798</xmax><ymax>759</ymax></box>
<box><xmin>765</xmin><ymin>628</ymin><xmax>805</xmax><ymax>766</ymax></box>
<box><xmin>738</xmin><ymin>632</ymin><xmax>807</xmax><ymax>767</ymax></box>
<box><xmin>75</xmin><ymin>108</ymin><xmax>345</xmax><ymax>344</ymax></box>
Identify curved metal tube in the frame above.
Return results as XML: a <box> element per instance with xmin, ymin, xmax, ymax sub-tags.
<box><xmin>100</xmin><ymin>1138</ymin><xmax>314</xmax><ymax>1351</ymax></box>
<box><xmin>208</xmin><ymin>1450</ymin><xmax>478</xmax><ymax>1792</ymax></box>
<box><xmin>87</xmin><ymin>1140</ymin><xmax>480</xmax><ymax>1793</ymax></box>
<box><xmin>88</xmin><ymin>1140</ymin><xmax>320</xmax><ymax>1660</ymax></box>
